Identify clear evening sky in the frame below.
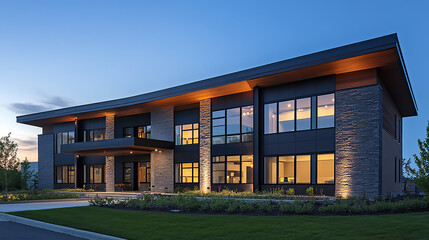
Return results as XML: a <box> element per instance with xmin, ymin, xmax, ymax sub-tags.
<box><xmin>0</xmin><ymin>1</ymin><xmax>428</xmax><ymax>164</ymax></box>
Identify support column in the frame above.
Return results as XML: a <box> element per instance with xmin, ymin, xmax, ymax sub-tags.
<box><xmin>335</xmin><ymin>85</ymin><xmax>382</xmax><ymax>198</ymax></box>
<box><xmin>38</xmin><ymin>134</ymin><xmax>54</xmax><ymax>189</ymax></box>
<box><xmin>150</xmin><ymin>107</ymin><xmax>174</xmax><ymax>193</ymax></box>
<box><xmin>199</xmin><ymin>99</ymin><xmax>211</xmax><ymax>193</ymax></box>
<box><xmin>252</xmin><ymin>87</ymin><xmax>261</xmax><ymax>192</ymax></box>
<box><xmin>105</xmin><ymin>114</ymin><xmax>115</xmax><ymax>192</ymax></box>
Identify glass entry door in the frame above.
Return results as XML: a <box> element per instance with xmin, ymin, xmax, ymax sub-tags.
<box><xmin>138</xmin><ymin>162</ymin><xmax>151</xmax><ymax>191</ymax></box>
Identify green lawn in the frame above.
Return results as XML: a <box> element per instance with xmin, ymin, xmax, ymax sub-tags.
<box><xmin>10</xmin><ymin>207</ymin><xmax>429</xmax><ymax>240</ymax></box>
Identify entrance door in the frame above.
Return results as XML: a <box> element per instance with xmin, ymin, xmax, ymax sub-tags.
<box><xmin>138</xmin><ymin>161</ymin><xmax>151</xmax><ymax>191</ymax></box>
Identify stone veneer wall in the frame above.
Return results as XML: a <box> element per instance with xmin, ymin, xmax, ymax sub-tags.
<box><xmin>38</xmin><ymin>134</ymin><xmax>54</xmax><ymax>189</ymax></box>
<box><xmin>150</xmin><ymin>107</ymin><xmax>174</xmax><ymax>193</ymax></box>
<box><xmin>105</xmin><ymin>115</ymin><xmax>115</xmax><ymax>192</ymax></box>
<box><xmin>199</xmin><ymin>99</ymin><xmax>211</xmax><ymax>193</ymax></box>
<box><xmin>335</xmin><ymin>85</ymin><xmax>382</xmax><ymax>198</ymax></box>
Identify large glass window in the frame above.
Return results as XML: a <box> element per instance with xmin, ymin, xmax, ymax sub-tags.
<box><xmin>213</xmin><ymin>106</ymin><xmax>253</xmax><ymax>144</ymax></box>
<box><xmin>123</xmin><ymin>127</ymin><xmax>134</xmax><ymax>138</ymax></box>
<box><xmin>175</xmin><ymin>123</ymin><xmax>199</xmax><ymax>145</ymax></box>
<box><xmin>317</xmin><ymin>94</ymin><xmax>335</xmax><ymax>128</ymax></box>
<box><xmin>212</xmin><ymin>155</ymin><xmax>253</xmax><ymax>184</ymax></box>
<box><xmin>89</xmin><ymin>165</ymin><xmax>105</xmax><ymax>184</ymax></box>
<box><xmin>279</xmin><ymin>100</ymin><xmax>295</xmax><ymax>132</ymax></box>
<box><xmin>279</xmin><ymin>156</ymin><xmax>295</xmax><ymax>184</ymax></box>
<box><xmin>175</xmin><ymin>162</ymin><xmax>199</xmax><ymax>183</ymax></box>
<box><xmin>212</xmin><ymin>156</ymin><xmax>226</xmax><ymax>184</ymax></box>
<box><xmin>56</xmin><ymin>166</ymin><xmax>75</xmax><ymax>184</ymax></box>
<box><xmin>56</xmin><ymin>131</ymin><xmax>75</xmax><ymax>153</ymax></box>
<box><xmin>264</xmin><ymin>103</ymin><xmax>277</xmax><ymax>134</ymax></box>
<box><xmin>264</xmin><ymin>157</ymin><xmax>277</xmax><ymax>184</ymax></box>
<box><xmin>88</xmin><ymin>129</ymin><xmax>105</xmax><ymax>141</ymax></box>
<box><xmin>241</xmin><ymin>155</ymin><xmax>253</xmax><ymax>184</ymax></box>
<box><xmin>138</xmin><ymin>125</ymin><xmax>151</xmax><ymax>139</ymax></box>
<box><xmin>227</xmin><ymin>156</ymin><xmax>240</xmax><ymax>183</ymax></box>
<box><xmin>317</xmin><ymin>154</ymin><xmax>334</xmax><ymax>184</ymax></box>
<box><xmin>296</xmin><ymin>98</ymin><xmax>311</xmax><ymax>131</ymax></box>
<box><xmin>296</xmin><ymin>155</ymin><xmax>311</xmax><ymax>183</ymax></box>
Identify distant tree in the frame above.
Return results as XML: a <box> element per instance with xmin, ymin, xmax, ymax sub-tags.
<box><xmin>404</xmin><ymin>121</ymin><xmax>429</xmax><ymax>194</ymax></box>
<box><xmin>0</xmin><ymin>133</ymin><xmax>19</xmax><ymax>193</ymax></box>
<box><xmin>20</xmin><ymin>158</ymin><xmax>35</xmax><ymax>190</ymax></box>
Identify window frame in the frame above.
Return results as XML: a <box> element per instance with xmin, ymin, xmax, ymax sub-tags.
<box><xmin>211</xmin><ymin>155</ymin><xmax>253</xmax><ymax>184</ymax></box>
<box><xmin>174</xmin><ymin>162</ymin><xmax>199</xmax><ymax>183</ymax></box>
<box><xmin>212</xmin><ymin>105</ymin><xmax>254</xmax><ymax>145</ymax></box>
<box><xmin>175</xmin><ymin>123</ymin><xmax>199</xmax><ymax>145</ymax></box>
<box><xmin>88</xmin><ymin>164</ymin><xmax>106</xmax><ymax>184</ymax></box>
<box><xmin>56</xmin><ymin>131</ymin><xmax>75</xmax><ymax>153</ymax></box>
<box><xmin>55</xmin><ymin>165</ymin><xmax>75</xmax><ymax>184</ymax></box>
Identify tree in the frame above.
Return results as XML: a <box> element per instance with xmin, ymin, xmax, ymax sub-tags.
<box><xmin>20</xmin><ymin>158</ymin><xmax>35</xmax><ymax>190</ymax></box>
<box><xmin>404</xmin><ymin>121</ymin><xmax>429</xmax><ymax>194</ymax></box>
<box><xmin>0</xmin><ymin>133</ymin><xmax>19</xmax><ymax>193</ymax></box>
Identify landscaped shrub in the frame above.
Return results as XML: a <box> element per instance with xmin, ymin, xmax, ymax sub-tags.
<box><xmin>286</xmin><ymin>188</ymin><xmax>295</xmax><ymax>195</ymax></box>
<box><xmin>210</xmin><ymin>198</ymin><xmax>231</xmax><ymax>212</ymax></box>
<box><xmin>173</xmin><ymin>195</ymin><xmax>200</xmax><ymax>211</ymax></box>
<box><xmin>306</xmin><ymin>187</ymin><xmax>314</xmax><ymax>196</ymax></box>
<box><xmin>257</xmin><ymin>201</ymin><xmax>276</xmax><ymax>213</ymax></box>
<box><xmin>0</xmin><ymin>190</ymin><xmax>80</xmax><ymax>202</ymax></box>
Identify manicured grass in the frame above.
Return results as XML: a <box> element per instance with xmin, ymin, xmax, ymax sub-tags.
<box><xmin>10</xmin><ymin>207</ymin><xmax>429</xmax><ymax>240</ymax></box>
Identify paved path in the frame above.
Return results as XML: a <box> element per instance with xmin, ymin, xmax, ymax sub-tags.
<box><xmin>0</xmin><ymin>200</ymin><xmax>90</xmax><ymax>212</ymax></box>
<box><xmin>0</xmin><ymin>221</ymin><xmax>85</xmax><ymax>240</ymax></box>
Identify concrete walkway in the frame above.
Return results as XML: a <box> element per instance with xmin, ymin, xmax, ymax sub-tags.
<box><xmin>0</xmin><ymin>200</ymin><xmax>90</xmax><ymax>213</ymax></box>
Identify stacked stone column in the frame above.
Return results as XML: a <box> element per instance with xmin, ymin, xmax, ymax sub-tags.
<box><xmin>105</xmin><ymin>115</ymin><xmax>115</xmax><ymax>192</ymax></box>
<box><xmin>199</xmin><ymin>99</ymin><xmax>211</xmax><ymax>193</ymax></box>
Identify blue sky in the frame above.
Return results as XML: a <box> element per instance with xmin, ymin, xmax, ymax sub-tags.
<box><xmin>0</xmin><ymin>0</ymin><xmax>428</xmax><ymax>163</ymax></box>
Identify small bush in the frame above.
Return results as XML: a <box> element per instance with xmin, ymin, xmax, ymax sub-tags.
<box><xmin>286</xmin><ymin>188</ymin><xmax>295</xmax><ymax>195</ymax></box>
<box><xmin>306</xmin><ymin>187</ymin><xmax>314</xmax><ymax>196</ymax></box>
<box><xmin>257</xmin><ymin>201</ymin><xmax>276</xmax><ymax>213</ymax></box>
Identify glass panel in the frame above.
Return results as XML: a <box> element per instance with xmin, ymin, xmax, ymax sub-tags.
<box><xmin>264</xmin><ymin>157</ymin><xmax>277</xmax><ymax>184</ymax></box>
<box><xmin>279</xmin><ymin>156</ymin><xmax>295</xmax><ymax>184</ymax></box>
<box><xmin>90</xmin><ymin>165</ymin><xmax>94</xmax><ymax>183</ymax></box>
<box><xmin>296</xmin><ymin>98</ymin><xmax>311</xmax><ymax>131</ymax></box>
<box><xmin>175</xmin><ymin>125</ymin><xmax>181</xmax><ymax>145</ymax></box>
<box><xmin>68</xmin><ymin>131</ymin><xmax>75</xmax><ymax>144</ymax></box>
<box><xmin>212</xmin><ymin>118</ymin><xmax>225</xmax><ymax>127</ymax></box>
<box><xmin>227</xmin><ymin>135</ymin><xmax>240</xmax><ymax>143</ymax></box>
<box><xmin>62</xmin><ymin>133</ymin><xmax>68</xmax><ymax>145</ymax></box>
<box><xmin>182</xmin><ymin>163</ymin><xmax>193</xmax><ymax>183</ymax></box>
<box><xmin>124</xmin><ymin>127</ymin><xmax>133</xmax><ymax>138</ymax></box>
<box><xmin>317</xmin><ymin>154</ymin><xmax>335</xmax><ymax>184</ymax></box>
<box><xmin>212</xmin><ymin>126</ymin><xmax>225</xmax><ymax>136</ymax></box>
<box><xmin>213</xmin><ymin>156</ymin><xmax>225</xmax><ymax>162</ymax></box>
<box><xmin>242</xmin><ymin>106</ymin><xmax>253</xmax><ymax>133</ymax></box>
<box><xmin>241</xmin><ymin>133</ymin><xmax>253</xmax><ymax>142</ymax></box>
<box><xmin>56</xmin><ymin>133</ymin><xmax>62</xmax><ymax>153</ymax></box>
<box><xmin>69</xmin><ymin>166</ymin><xmax>75</xmax><ymax>184</ymax></box>
<box><xmin>94</xmin><ymin>165</ymin><xmax>102</xmax><ymax>183</ymax></box>
<box><xmin>193</xmin><ymin>123</ymin><xmax>199</xmax><ymax>129</ymax></box>
<box><xmin>226</xmin><ymin>156</ymin><xmax>240</xmax><ymax>183</ymax></box>
<box><xmin>123</xmin><ymin>163</ymin><xmax>132</xmax><ymax>183</ymax></box>
<box><xmin>227</xmin><ymin>108</ymin><xmax>240</xmax><ymax>134</ymax></box>
<box><xmin>56</xmin><ymin>166</ymin><xmax>62</xmax><ymax>183</ymax></box>
<box><xmin>317</xmin><ymin>94</ymin><xmax>335</xmax><ymax>128</ymax></box>
<box><xmin>182</xmin><ymin>130</ymin><xmax>193</xmax><ymax>145</ymax></box>
<box><xmin>241</xmin><ymin>155</ymin><xmax>253</xmax><ymax>184</ymax></box>
<box><xmin>193</xmin><ymin>163</ymin><xmax>199</xmax><ymax>183</ymax></box>
<box><xmin>62</xmin><ymin>166</ymin><xmax>68</xmax><ymax>183</ymax></box>
<box><xmin>296</xmin><ymin>155</ymin><xmax>311</xmax><ymax>183</ymax></box>
<box><xmin>213</xmin><ymin>162</ymin><xmax>225</xmax><ymax>184</ymax></box>
<box><xmin>279</xmin><ymin>100</ymin><xmax>295</xmax><ymax>132</ymax></box>
<box><xmin>182</xmin><ymin>124</ymin><xmax>192</xmax><ymax>130</ymax></box>
<box><xmin>93</xmin><ymin>129</ymin><xmax>105</xmax><ymax>141</ymax></box>
<box><xmin>146</xmin><ymin>126</ymin><xmax>151</xmax><ymax>139</ymax></box>
<box><xmin>212</xmin><ymin>110</ymin><xmax>225</xmax><ymax>118</ymax></box>
<box><xmin>193</xmin><ymin>130</ymin><xmax>199</xmax><ymax>144</ymax></box>
<box><xmin>212</xmin><ymin>136</ymin><xmax>225</xmax><ymax>145</ymax></box>
<box><xmin>264</xmin><ymin>103</ymin><xmax>277</xmax><ymax>134</ymax></box>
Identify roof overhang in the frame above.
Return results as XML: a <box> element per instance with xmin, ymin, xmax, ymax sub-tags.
<box><xmin>17</xmin><ymin>33</ymin><xmax>417</xmax><ymax>127</ymax></box>
<box><xmin>61</xmin><ymin>137</ymin><xmax>174</xmax><ymax>157</ymax></box>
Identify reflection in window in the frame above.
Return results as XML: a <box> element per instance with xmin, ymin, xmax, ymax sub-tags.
<box><xmin>317</xmin><ymin>154</ymin><xmax>334</xmax><ymax>184</ymax></box>
<box><xmin>227</xmin><ymin>108</ymin><xmax>240</xmax><ymax>135</ymax></box>
<box><xmin>56</xmin><ymin>131</ymin><xmax>75</xmax><ymax>153</ymax></box>
<box><xmin>279</xmin><ymin>156</ymin><xmax>295</xmax><ymax>184</ymax></box>
<box><xmin>138</xmin><ymin>126</ymin><xmax>151</xmax><ymax>139</ymax></box>
<box><xmin>89</xmin><ymin>165</ymin><xmax>105</xmax><ymax>183</ymax></box>
<box><xmin>123</xmin><ymin>163</ymin><xmax>132</xmax><ymax>183</ymax></box>
<box><xmin>175</xmin><ymin>162</ymin><xmax>198</xmax><ymax>183</ymax></box>
<box><xmin>264</xmin><ymin>157</ymin><xmax>277</xmax><ymax>184</ymax></box>
<box><xmin>212</xmin><ymin>156</ymin><xmax>225</xmax><ymax>184</ymax></box>
<box><xmin>317</xmin><ymin>94</ymin><xmax>335</xmax><ymax>128</ymax></box>
<box><xmin>242</xmin><ymin>106</ymin><xmax>253</xmax><ymax>133</ymax></box>
<box><xmin>123</xmin><ymin>127</ymin><xmax>133</xmax><ymax>138</ymax></box>
<box><xmin>87</xmin><ymin>129</ymin><xmax>105</xmax><ymax>142</ymax></box>
<box><xmin>212</xmin><ymin>110</ymin><xmax>226</xmax><ymax>144</ymax></box>
<box><xmin>175</xmin><ymin>123</ymin><xmax>199</xmax><ymax>145</ymax></box>
<box><xmin>227</xmin><ymin>156</ymin><xmax>240</xmax><ymax>183</ymax></box>
<box><xmin>213</xmin><ymin>106</ymin><xmax>253</xmax><ymax>144</ymax></box>
<box><xmin>296</xmin><ymin>98</ymin><xmax>311</xmax><ymax>131</ymax></box>
<box><xmin>279</xmin><ymin>100</ymin><xmax>295</xmax><ymax>132</ymax></box>
<box><xmin>264</xmin><ymin>103</ymin><xmax>277</xmax><ymax>134</ymax></box>
<box><xmin>296</xmin><ymin>155</ymin><xmax>311</xmax><ymax>183</ymax></box>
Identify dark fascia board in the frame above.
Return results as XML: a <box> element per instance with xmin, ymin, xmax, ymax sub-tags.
<box><xmin>17</xmin><ymin>33</ymin><xmax>416</xmax><ymax>124</ymax></box>
<box><xmin>61</xmin><ymin>137</ymin><xmax>174</xmax><ymax>153</ymax></box>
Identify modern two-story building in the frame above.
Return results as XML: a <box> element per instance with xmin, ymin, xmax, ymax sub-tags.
<box><xmin>17</xmin><ymin>34</ymin><xmax>417</xmax><ymax>198</ymax></box>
